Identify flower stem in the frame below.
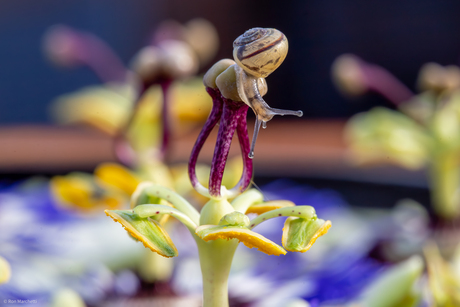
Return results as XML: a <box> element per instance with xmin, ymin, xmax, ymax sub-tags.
<box><xmin>160</xmin><ymin>80</ymin><xmax>173</xmax><ymax>160</ymax></box>
<box><xmin>196</xmin><ymin>198</ymin><xmax>238</xmax><ymax>307</ymax></box>
<box><xmin>429</xmin><ymin>150</ymin><xmax>460</xmax><ymax>219</ymax></box>
<box><xmin>196</xmin><ymin>238</ymin><xmax>238</xmax><ymax>307</ymax></box>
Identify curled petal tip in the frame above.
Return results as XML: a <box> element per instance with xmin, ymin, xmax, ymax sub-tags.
<box><xmin>106</xmin><ymin>210</ymin><xmax>178</xmax><ymax>258</ymax></box>
<box><xmin>282</xmin><ymin>218</ymin><xmax>331</xmax><ymax>253</ymax></box>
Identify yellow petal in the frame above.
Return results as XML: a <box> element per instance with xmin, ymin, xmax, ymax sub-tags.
<box><xmin>50</xmin><ymin>173</ymin><xmax>124</xmax><ymax>211</ymax></box>
<box><xmin>0</xmin><ymin>256</ymin><xmax>11</xmax><ymax>284</ymax></box>
<box><xmin>95</xmin><ymin>163</ymin><xmax>141</xmax><ymax>195</ymax></box>
<box><xmin>282</xmin><ymin>217</ymin><xmax>331</xmax><ymax>252</ymax></box>
<box><xmin>105</xmin><ymin>210</ymin><xmax>178</xmax><ymax>258</ymax></box>
<box><xmin>245</xmin><ymin>200</ymin><xmax>295</xmax><ymax>215</ymax></box>
<box><xmin>50</xmin><ymin>174</ymin><xmax>92</xmax><ymax>206</ymax></box>
<box><xmin>171</xmin><ymin>78</ymin><xmax>212</xmax><ymax>124</ymax></box>
<box><xmin>51</xmin><ymin>85</ymin><xmax>134</xmax><ymax>135</ymax></box>
<box><xmin>196</xmin><ymin>225</ymin><xmax>286</xmax><ymax>256</ymax></box>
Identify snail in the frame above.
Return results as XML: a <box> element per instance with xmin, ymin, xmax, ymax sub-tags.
<box><xmin>232</xmin><ymin>27</ymin><xmax>303</xmax><ymax>158</ymax></box>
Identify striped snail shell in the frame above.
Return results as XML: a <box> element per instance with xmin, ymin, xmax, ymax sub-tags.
<box><xmin>233</xmin><ymin>28</ymin><xmax>288</xmax><ymax>78</ymax></box>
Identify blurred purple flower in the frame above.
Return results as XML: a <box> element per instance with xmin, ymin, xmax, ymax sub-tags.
<box><xmin>0</xmin><ymin>180</ymin><xmax>144</xmax><ymax>305</ymax></box>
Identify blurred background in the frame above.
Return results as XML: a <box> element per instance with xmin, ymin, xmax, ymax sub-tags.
<box><xmin>2</xmin><ymin>1</ymin><xmax>460</xmax><ymax>306</ymax></box>
<box><xmin>2</xmin><ymin>0</ymin><xmax>459</xmax><ymax>206</ymax></box>
<box><xmin>2</xmin><ymin>0</ymin><xmax>460</xmax><ymax>124</ymax></box>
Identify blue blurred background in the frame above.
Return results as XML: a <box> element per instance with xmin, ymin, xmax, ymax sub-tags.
<box><xmin>2</xmin><ymin>0</ymin><xmax>460</xmax><ymax>123</ymax></box>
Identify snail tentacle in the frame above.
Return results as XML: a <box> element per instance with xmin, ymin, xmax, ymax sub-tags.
<box><xmin>234</xmin><ymin>65</ymin><xmax>302</xmax><ymax>158</ymax></box>
<box><xmin>249</xmin><ymin>117</ymin><xmax>263</xmax><ymax>159</ymax></box>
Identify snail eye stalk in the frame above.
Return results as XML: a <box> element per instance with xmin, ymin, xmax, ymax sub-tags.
<box><xmin>233</xmin><ymin>28</ymin><xmax>303</xmax><ymax>158</ymax></box>
<box><xmin>189</xmin><ymin>27</ymin><xmax>304</xmax><ymax>198</ymax></box>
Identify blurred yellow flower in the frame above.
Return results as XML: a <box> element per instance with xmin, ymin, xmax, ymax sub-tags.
<box><xmin>50</xmin><ymin>172</ymin><xmax>125</xmax><ymax>212</ymax></box>
<box><xmin>0</xmin><ymin>256</ymin><xmax>11</xmax><ymax>285</ymax></box>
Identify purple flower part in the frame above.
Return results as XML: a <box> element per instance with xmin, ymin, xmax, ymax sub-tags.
<box><xmin>189</xmin><ymin>87</ymin><xmax>254</xmax><ymax>197</ymax></box>
<box><xmin>160</xmin><ymin>80</ymin><xmax>173</xmax><ymax>160</ymax></box>
<box><xmin>188</xmin><ymin>87</ymin><xmax>224</xmax><ymax>192</ymax></box>
<box><xmin>357</xmin><ymin>57</ymin><xmax>413</xmax><ymax>105</ymax></box>
<box><xmin>45</xmin><ymin>25</ymin><xmax>127</xmax><ymax>83</ymax></box>
<box><xmin>113</xmin><ymin>136</ymin><xmax>138</xmax><ymax>168</ymax></box>
<box><xmin>209</xmin><ymin>99</ymin><xmax>249</xmax><ymax>197</ymax></box>
<box><xmin>229</xmin><ymin>106</ymin><xmax>253</xmax><ymax>195</ymax></box>
<box><xmin>303</xmin><ymin>258</ymin><xmax>382</xmax><ymax>303</ymax></box>
<box><xmin>113</xmin><ymin>76</ymin><xmax>173</xmax><ymax>166</ymax></box>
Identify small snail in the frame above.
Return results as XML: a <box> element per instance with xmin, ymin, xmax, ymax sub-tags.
<box><xmin>233</xmin><ymin>27</ymin><xmax>288</xmax><ymax>79</ymax></box>
<box><xmin>233</xmin><ymin>28</ymin><xmax>303</xmax><ymax>158</ymax></box>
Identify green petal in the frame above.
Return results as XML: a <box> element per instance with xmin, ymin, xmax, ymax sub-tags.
<box><xmin>357</xmin><ymin>255</ymin><xmax>424</xmax><ymax>307</ymax></box>
<box><xmin>105</xmin><ymin>210</ymin><xmax>178</xmax><ymax>258</ymax></box>
<box><xmin>345</xmin><ymin>107</ymin><xmax>431</xmax><ymax>169</ymax></box>
<box><xmin>196</xmin><ymin>225</ymin><xmax>286</xmax><ymax>256</ymax></box>
<box><xmin>282</xmin><ymin>217</ymin><xmax>331</xmax><ymax>252</ymax></box>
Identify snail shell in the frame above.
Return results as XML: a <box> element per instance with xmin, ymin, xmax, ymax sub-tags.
<box><xmin>233</xmin><ymin>28</ymin><xmax>288</xmax><ymax>78</ymax></box>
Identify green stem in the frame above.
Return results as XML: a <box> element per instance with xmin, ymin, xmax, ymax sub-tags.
<box><xmin>429</xmin><ymin>150</ymin><xmax>460</xmax><ymax>219</ymax></box>
<box><xmin>133</xmin><ymin>204</ymin><xmax>198</xmax><ymax>233</ymax></box>
<box><xmin>196</xmin><ymin>197</ymin><xmax>238</xmax><ymax>307</ymax></box>
<box><xmin>231</xmin><ymin>189</ymin><xmax>263</xmax><ymax>213</ymax></box>
<box><xmin>133</xmin><ymin>183</ymin><xmax>200</xmax><ymax>224</ymax></box>
<box><xmin>249</xmin><ymin>206</ymin><xmax>316</xmax><ymax>230</ymax></box>
<box><xmin>196</xmin><ymin>238</ymin><xmax>238</xmax><ymax>307</ymax></box>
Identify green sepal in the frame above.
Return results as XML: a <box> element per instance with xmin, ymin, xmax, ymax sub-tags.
<box><xmin>282</xmin><ymin>217</ymin><xmax>331</xmax><ymax>252</ymax></box>
<box><xmin>105</xmin><ymin>209</ymin><xmax>178</xmax><ymax>258</ymax></box>
<box><xmin>130</xmin><ymin>182</ymin><xmax>161</xmax><ymax>209</ymax></box>
<box><xmin>356</xmin><ymin>255</ymin><xmax>424</xmax><ymax>307</ymax></box>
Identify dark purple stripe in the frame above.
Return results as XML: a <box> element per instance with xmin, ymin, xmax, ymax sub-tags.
<box><xmin>74</xmin><ymin>29</ymin><xmax>127</xmax><ymax>83</ymax></box>
<box><xmin>112</xmin><ymin>79</ymin><xmax>153</xmax><ymax>168</ymax></box>
<box><xmin>208</xmin><ymin>99</ymin><xmax>245</xmax><ymax>197</ymax></box>
<box><xmin>188</xmin><ymin>87</ymin><xmax>223</xmax><ymax>190</ymax></box>
<box><xmin>160</xmin><ymin>80</ymin><xmax>173</xmax><ymax>161</ymax></box>
<box><xmin>240</xmin><ymin>34</ymin><xmax>284</xmax><ymax>60</ymax></box>
<box><xmin>233</xmin><ymin>105</ymin><xmax>253</xmax><ymax>193</ymax></box>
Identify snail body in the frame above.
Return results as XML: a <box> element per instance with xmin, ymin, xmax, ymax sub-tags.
<box><xmin>204</xmin><ymin>28</ymin><xmax>303</xmax><ymax>159</ymax></box>
<box><xmin>233</xmin><ymin>28</ymin><xmax>302</xmax><ymax>158</ymax></box>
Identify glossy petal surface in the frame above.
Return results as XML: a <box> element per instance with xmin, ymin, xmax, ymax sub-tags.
<box><xmin>196</xmin><ymin>225</ymin><xmax>286</xmax><ymax>256</ymax></box>
<box><xmin>245</xmin><ymin>200</ymin><xmax>295</xmax><ymax>215</ymax></box>
<box><xmin>282</xmin><ymin>217</ymin><xmax>331</xmax><ymax>252</ymax></box>
<box><xmin>105</xmin><ymin>209</ymin><xmax>178</xmax><ymax>258</ymax></box>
